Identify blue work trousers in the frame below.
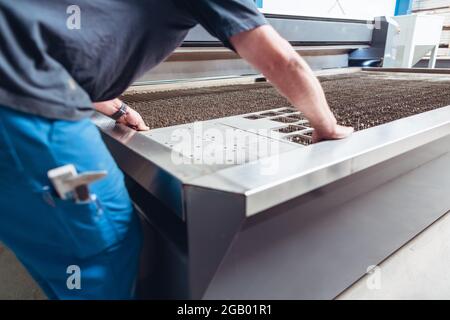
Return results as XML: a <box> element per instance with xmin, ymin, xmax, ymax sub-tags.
<box><xmin>0</xmin><ymin>106</ymin><xmax>142</xmax><ymax>299</ymax></box>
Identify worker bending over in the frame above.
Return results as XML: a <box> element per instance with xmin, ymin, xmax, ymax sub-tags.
<box><xmin>0</xmin><ymin>0</ymin><xmax>353</xmax><ymax>299</ymax></box>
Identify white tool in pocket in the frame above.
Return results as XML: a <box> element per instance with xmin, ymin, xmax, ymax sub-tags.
<box><xmin>47</xmin><ymin>164</ymin><xmax>107</xmax><ymax>203</ymax></box>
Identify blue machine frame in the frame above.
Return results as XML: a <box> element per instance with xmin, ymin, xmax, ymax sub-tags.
<box><xmin>395</xmin><ymin>0</ymin><xmax>413</xmax><ymax>16</ymax></box>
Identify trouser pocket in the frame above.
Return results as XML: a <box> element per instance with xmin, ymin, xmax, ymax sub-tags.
<box><xmin>54</xmin><ymin>195</ymin><xmax>120</xmax><ymax>259</ymax></box>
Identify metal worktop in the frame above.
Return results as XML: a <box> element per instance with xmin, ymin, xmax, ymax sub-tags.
<box><xmin>94</xmin><ymin>68</ymin><xmax>450</xmax><ymax>299</ymax></box>
<box><xmin>93</xmin><ymin>11</ymin><xmax>450</xmax><ymax>299</ymax></box>
<box><xmin>94</xmin><ymin>69</ymin><xmax>450</xmax><ymax>219</ymax></box>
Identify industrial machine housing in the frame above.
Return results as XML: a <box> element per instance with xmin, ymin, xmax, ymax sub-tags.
<box><xmin>93</xmin><ymin>14</ymin><xmax>450</xmax><ymax>299</ymax></box>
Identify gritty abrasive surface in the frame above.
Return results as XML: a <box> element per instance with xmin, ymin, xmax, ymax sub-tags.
<box><xmin>0</xmin><ymin>243</ymin><xmax>46</xmax><ymax>299</ymax></box>
<box><xmin>122</xmin><ymin>72</ymin><xmax>450</xmax><ymax>131</ymax></box>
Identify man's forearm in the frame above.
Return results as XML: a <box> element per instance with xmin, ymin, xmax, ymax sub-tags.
<box><xmin>264</xmin><ymin>51</ymin><xmax>336</xmax><ymax>133</ymax></box>
<box><xmin>230</xmin><ymin>25</ymin><xmax>352</xmax><ymax>140</ymax></box>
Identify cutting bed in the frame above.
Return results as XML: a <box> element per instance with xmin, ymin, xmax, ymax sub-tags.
<box><xmin>94</xmin><ymin>68</ymin><xmax>450</xmax><ymax>299</ymax></box>
<box><xmin>124</xmin><ymin>71</ymin><xmax>450</xmax><ymax>131</ymax></box>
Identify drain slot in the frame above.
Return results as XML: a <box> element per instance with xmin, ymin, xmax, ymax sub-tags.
<box><xmin>272</xmin><ymin>117</ymin><xmax>299</xmax><ymax>123</ymax></box>
<box><xmin>285</xmin><ymin>134</ymin><xmax>313</xmax><ymax>146</ymax></box>
<box><xmin>276</xmin><ymin>125</ymin><xmax>309</xmax><ymax>134</ymax></box>
<box><xmin>244</xmin><ymin>115</ymin><xmax>264</xmax><ymax>120</ymax></box>
<box><xmin>260</xmin><ymin>111</ymin><xmax>284</xmax><ymax>117</ymax></box>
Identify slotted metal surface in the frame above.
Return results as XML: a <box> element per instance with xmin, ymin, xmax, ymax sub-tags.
<box><xmin>241</xmin><ymin>107</ymin><xmax>314</xmax><ymax>146</ymax></box>
<box><xmin>96</xmin><ymin>67</ymin><xmax>450</xmax><ymax>302</ymax></box>
<box><xmin>143</xmin><ymin>107</ymin><xmax>317</xmax><ymax>167</ymax></box>
<box><xmin>97</xmin><ymin>69</ymin><xmax>450</xmax><ymax>219</ymax></box>
<box><xmin>144</xmin><ymin>123</ymin><xmax>291</xmax><ymax>166</ymax></box>
<box><xmin>138</xmin><ymin>69</ymin><xmax>450</xmax><ymax>157</ymax></box>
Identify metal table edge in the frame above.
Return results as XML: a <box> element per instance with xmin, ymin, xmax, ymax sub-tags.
<box><xmin>185</xmin><ymin>106</ymin><xmax>450</xmax><ymax>216</ymax></box>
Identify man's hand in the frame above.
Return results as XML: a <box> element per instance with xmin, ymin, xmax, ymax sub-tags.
<box><xmin>93</xmin><ymin>98</ymin><xmax>149</xmax><ymax>131</ymax></box>
<box><xmin>312</xmin><ymin>123</ymin><xmax>354</xmax><ymax>143</ymax></box>
<box><xmin>116</xmin><ymin>106</ymin><xmax>150</xmax><ymax>131</ymax></box>
<box><xmin>311</xmin><ymin>113</ymin><xmax>354</xmax><ymax>143</ymax></box>
<box><xmin>230</xmin><ymin>25</ymin><xmax>353</xmax><ymax>143</ymax></box>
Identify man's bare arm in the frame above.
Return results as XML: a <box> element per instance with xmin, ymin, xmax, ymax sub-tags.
<box><xmin>230</xmin><ymin>25</ymin><xmax>353</xmax><ymax>142</ymax></box>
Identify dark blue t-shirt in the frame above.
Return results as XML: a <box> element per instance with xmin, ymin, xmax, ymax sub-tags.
<box><xmin>0</xmin><ymin>0</ymin><xmax>266</xmax><ymax>120</ymax></box>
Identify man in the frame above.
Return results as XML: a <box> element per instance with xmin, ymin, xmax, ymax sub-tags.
<box><xmin>0</xmin><ymin>0</ymin><xmax>353</xmax><ymax>299</ymax></box>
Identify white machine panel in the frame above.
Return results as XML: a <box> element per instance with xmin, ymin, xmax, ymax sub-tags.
<box><xmin>260</xmin><ymin>0</ymin><xmax>396</xmax><ymax>20</ymax></box>
<box><xmin>384</xmin><ymin>14</ymin><xmax>445</xmax><ymax>68</ymax></box>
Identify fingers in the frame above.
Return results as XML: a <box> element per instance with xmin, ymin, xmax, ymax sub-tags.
<box><xmin>312</xmin><ymin>125</ymin><xmax>354</xmax><ymax>143</ymax></box>
<box><xmin>312</xmin><ymin>131</ymin><xmax>323</xmax><ymax>144</ymax></box>
<box><xmin>135</xmin><ymin>119</ymin><xmax>150</xmax><ymax>131</ymax></box>
<box><xmin>122</xmin><ymin>120</ymin><xmax>148</xmax><ymax>131</ymax></box>
<box><xmin>117</xmin><ymin>108</ymin><xmax>149</xmax><ymax>131</ymax></box>
<box><xmin>333</xmin><ymin>125</ymin><xmax>354</xmax><ymax>139</ymax></box>
<box><xmin>131</xmin><ymin>111</ymin><xmax>149</xmax><ymax>131</ymax></box>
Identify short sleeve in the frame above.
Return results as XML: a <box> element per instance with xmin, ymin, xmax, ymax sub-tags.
<box><xmin>172</xmin><ymin>0</ymin><xmax>268</xmax><ymax>49</ymax></box>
